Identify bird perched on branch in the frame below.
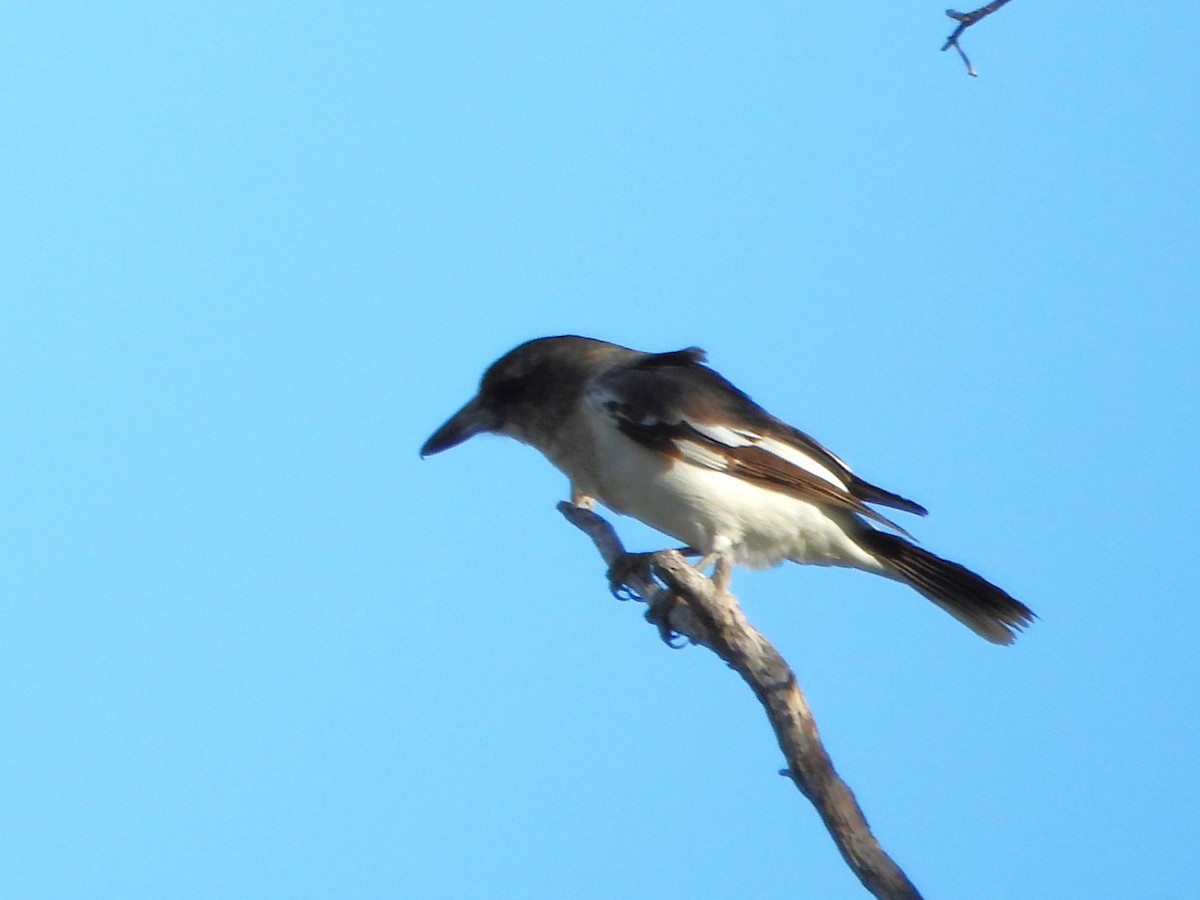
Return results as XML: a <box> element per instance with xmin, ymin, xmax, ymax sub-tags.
<box><xmin>420</xmin><ymin>335</ymin><xmax>1034</xmax><ymax>644</ymax></box>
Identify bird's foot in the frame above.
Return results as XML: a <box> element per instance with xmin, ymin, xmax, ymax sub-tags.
<box><xmin>606</xmin><ymin>551</ymin><xmax>657</xmax><ymax>602</ymax></box>
<box><xmin>608</xmin><ymin>548</ymin><xmax>700</xmax><ymax>648</ymax></box>
<box><xmin>644</xmin><ymin>590</ymin><xmax>688</xmax><ymax>648</ymax></box>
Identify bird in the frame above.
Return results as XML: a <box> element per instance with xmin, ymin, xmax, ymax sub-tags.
<box><xmin>420</xmin><ymin>335</ymin><xmax>1034</xmax><ymax>644</ymax></box>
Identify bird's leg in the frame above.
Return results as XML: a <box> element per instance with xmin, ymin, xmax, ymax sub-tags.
<box><xmin>688</xmin><ymin>540</ymin><xmax>735</xmax><ymax>592</ymax></box>
<box><xmin>642</xmin><ymin>546</ymin><xmax>731</xmax><ymax>647</ymax></box>
<box><xmin>711</xmin><ymin>551</ymin><xmax>733</xmax><ymax>593</ymax></box>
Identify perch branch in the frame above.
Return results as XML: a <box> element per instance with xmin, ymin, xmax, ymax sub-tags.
<box><xmin>558</xmin><ymin>501</ymin><xmax>922</xmax><ymax>900</ymax></box>
<box><xmin>942</xmin><ymin>0</ymin><xmax>1014</xmax><ymax>77</ymax></box>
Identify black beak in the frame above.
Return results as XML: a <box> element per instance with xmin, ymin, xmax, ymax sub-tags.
<box><xmin>420</xmin><ymin>396</ymin><xmax>500</xmax><ymax>457</ymax></box>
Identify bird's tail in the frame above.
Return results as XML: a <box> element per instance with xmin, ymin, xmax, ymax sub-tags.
<box><xmin>857</xmin><ymin>530</ymin><xmax>1035</xmax><ymax>645</ymax></box>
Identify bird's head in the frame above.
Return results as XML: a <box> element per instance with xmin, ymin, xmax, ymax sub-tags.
<box><xmin>419</xmin><ymin>335</ymin><xmax>627</xmax><ymax>458</ymax></box>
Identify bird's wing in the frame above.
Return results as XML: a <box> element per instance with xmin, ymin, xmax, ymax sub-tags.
<box><xmin>588</xmin><ymin>350</ymin><xmax>925</xmax><ymax>535</ymax></box>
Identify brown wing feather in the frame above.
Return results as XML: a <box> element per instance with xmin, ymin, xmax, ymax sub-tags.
<box><xmin>607</xmin><ymin>413</ymin><xmax>913</xmax><ymax>538</ymax></box>
<box><xmin>593</xmin><ymin>353</ymin><xmax>921</xmax><ymax>534</ymax></box>
<box><xmin>717</xmin><ymin>440</ymin><xmax>913</xmax><ymax>537</ymax></box>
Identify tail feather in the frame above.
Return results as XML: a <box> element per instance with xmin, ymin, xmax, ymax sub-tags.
<box><xmin>859</xmin><ymin>531</ymin><xmax>1035</xmax><ymax>645</ymax></box>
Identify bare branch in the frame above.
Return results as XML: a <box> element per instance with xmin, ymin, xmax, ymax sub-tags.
<box><xmin>558</xmin><ymin>502</ymin><xmax>922</xmax><ymax>900</ymax></box>
<box><xmin>942</xmin><ymin>0</ymin><xmax>1014</xmax><ymax>77</ymax></box>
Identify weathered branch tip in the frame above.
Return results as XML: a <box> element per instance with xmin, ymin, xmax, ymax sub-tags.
<box><xmin>941</xmin><ymin>0</ymin><xmax>1014</xmax><ymax>77</ymax></box>
<box><xmin>559</xmin><ymin>501</ymin><xmax>924</xmax><ymax>899</ymax></box>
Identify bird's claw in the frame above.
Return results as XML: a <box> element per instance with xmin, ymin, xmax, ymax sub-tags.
<box><xmin>608</xmin><ymin>549</ymin><xmax>692</xmax><ymax>647</ymax></box>
<box><xmin>645</xmin><ymin>593</ymin><xmax>688</xmax><ymax>648</ymax></box>
<box><xmin>606</xmin><ymin>551</ymin><xmax>656</xmax><ymax>601</ymax></box>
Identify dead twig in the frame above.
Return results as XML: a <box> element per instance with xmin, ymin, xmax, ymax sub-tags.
<box><xmin>942</xmin><ymin>0</ymin><xmax>1014</xmax><ymax>77</ymax></box>
<box><xmin>558</xmin><ymin>501</ymin><xmax>922</xmax><ymax>900</ymax></box>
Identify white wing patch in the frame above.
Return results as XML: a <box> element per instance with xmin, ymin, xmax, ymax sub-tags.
<box><xmin>674</xmin><ymin>437</ymin><xmax>730</xmax><ymax>470</ymax></box>
<box><xmin>688</xmin><ymin>423</ymin><xmax>848</xmax><ymax>490</ymax></box>
<box><xmin>587</xmin><ymin>383</ymin><xmax>849</xmax><ymax>490</ymax></box>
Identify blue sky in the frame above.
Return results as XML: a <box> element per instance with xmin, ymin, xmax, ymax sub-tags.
<box><xmin>2</xmin><ymin>3</ymin><xmax>1198</xmax><ymax>898</ymax></box>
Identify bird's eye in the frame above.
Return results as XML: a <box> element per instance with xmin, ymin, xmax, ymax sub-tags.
<box><xmin>485</xmin><ymin>375</ymin><xmax>522</xmax><ymax>404</ymax></box>
<box><xmin>481</xmin><ymin>354</ymin><xmax>539</xmax><ymax>405</ymax></box>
